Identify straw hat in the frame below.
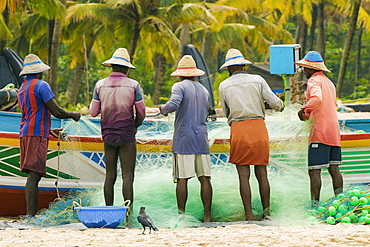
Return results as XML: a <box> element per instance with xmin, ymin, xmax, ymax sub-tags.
<box><xmin>19</xmin><ymin>54</ymin><xmax>50</xmax><ymax>76</ymax></box>
<box><xmin>219</xmin><ymin>48</ymin><xmax>252</xmax><ymax>70</ymax></box>
<box><xmin>102</xmin><ymin>48</ymin><xmax>136</xmax><ymax>69</ymax></box>
<box><xmin>295</xmin><ymin>51</ymin><xmax>331</xmax><ymax>72</ymax></box>
<box><xmin>170</xmin><ymin>55</ymin><xmax>205</xmax><ymax>77</ymax></box>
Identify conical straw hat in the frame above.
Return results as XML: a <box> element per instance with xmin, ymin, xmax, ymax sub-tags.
<box><xmin>219</xmin><ymin>49</ymin><xmax>252</xmax><ymax>70</ymax></box>
<box><xmin>102</xmin><ymin>48</ymin><xmax>136</xmax><ymax>69</ymax></box>
<box><xmin>19</xmin><ymin>54</ymin><xmax>50</xmax><ymax>76</ymax></box>
<box><xmin>295</xmin><ymin>51</ymin><xmax>331</xmax><ymax>72</ymax></box>
<box><xmin>170</xmin><ymin>55</ymin><xmax>205</xmax><ymax>77</ymax></box>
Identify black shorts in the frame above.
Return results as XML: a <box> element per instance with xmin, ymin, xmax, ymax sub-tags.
<box><xmin>308</xmin><ymin>143</ymin><xmax>342</xmax><ymax>170</ymax></box>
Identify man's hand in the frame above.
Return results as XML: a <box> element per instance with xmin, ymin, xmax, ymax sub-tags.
<box><xmin>159</xmin><ymin>106</ymin><xmax>168</xmax><ymax>116</ymax></box>
<box><xmin>71</xmin><ymin>112</ymin><xmax>81</xmax><ymax>122</ymax></box>
<box><xmin>298</xmin><ymin>108</ymin><xmax>309</xmax><ymax>121</ymax></box>
<box><xmin>50</xmin><ymin>128</ymin><xmax>63</xmax><ymax>139</ymax></box>
<box><xmin>264</xmin><ymin>102</ymin><xmax>272</xmax><ymax>110</ymax></box>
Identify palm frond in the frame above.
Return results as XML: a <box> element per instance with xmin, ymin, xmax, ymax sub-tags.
<box><xmin>358</xmin><ymin>6</ymin><xmax>370</xmax><ymax>31</ymax></box>
<box><xmin>0</xmin><ymin>15</ymin><xmax>13</xmax><ymax>40</ymax></box>
<box><xmin>26</xmin><ymin>0</ymin><xmax>65</xmax><ymax>20</ymax></box>
<box><xmin>66</xmin><ymin>3</ymin><xmax>115</xmax><ymax>23</ymax></box>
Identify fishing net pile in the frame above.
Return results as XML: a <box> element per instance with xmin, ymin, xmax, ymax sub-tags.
<box><xmin>21</xmin><ymin>105</ymin><xmax>368</xmax><ymax>227</ymax></box>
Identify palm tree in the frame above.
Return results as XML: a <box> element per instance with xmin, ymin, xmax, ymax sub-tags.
<box><xmin>47</xmin><ymin>0</ymin><xmax>67</xmax><ymax>96</ymax></box>
<box><xmin>0</xmin><ymin>0</ymin><xmax>22</xmax><ymax>51</ymax></box>
<box><xmin>5</xmin><ymin>0</ymin><xmax>65</xmax><ymax>96</ymax></box>
<box><xmin>336</xmin><ymin>0</ymin><xmax>362</xmax><ymax>96</ymax></box>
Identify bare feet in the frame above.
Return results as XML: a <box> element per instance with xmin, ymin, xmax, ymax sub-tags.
<box><xmin>203</xmin><ymin>216</ymin><xmax>211</xmax><ymax>223</ymax></box>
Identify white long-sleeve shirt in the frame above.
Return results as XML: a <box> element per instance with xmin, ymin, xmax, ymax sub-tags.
<box><xmin>219</xmin><ymin>71</ymin><xmax>284</xmax><ymax>126</ymax></box>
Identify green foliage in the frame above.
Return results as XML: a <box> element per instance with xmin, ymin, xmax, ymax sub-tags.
<box><xmin>64</xmin><ymin>103</ymin><xmax>86</xmax><ymax>112</ymax></box>
<box><xmin>347</xmin><ymin>78</ymin><xmax>370</xmax><ymax>100</ymax></box>
<box><xmin>213</xmin><ymin>70</ymin><xmax>230</xmax><ymax>107</ymax></box>
<box><xmin>4</xmin><ymin>0</ymin><xmax>370</xmax><ymax>106</ymax></box>
<box><xmin>144</xmin><ymin>94</ymin><xmax>155</xmax><ymax>107</ymax></box>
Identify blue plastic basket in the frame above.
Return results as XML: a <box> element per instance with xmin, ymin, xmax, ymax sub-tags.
<box><xmin>74</xmin><ymin>205</ymin><xmax>129</xmax><ymax>228</ymax></box>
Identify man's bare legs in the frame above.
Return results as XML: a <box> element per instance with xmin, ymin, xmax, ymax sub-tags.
<box><xmin>309</xmin><ymin>169</ymin><xmax>322</xmax><ymax>201</ymax></box>
<box><xmin>176</xmin><ymin>178</ymin><xmax>189</xmax><ymax>214</ymax></box>
<box><xmin>328</xmin><ymin>165</ymin><xmax>343</xmax><ymax>196</ymax></box>
<box><xmin>25</xmin><ymin>171</ymin><xmax>41</xmax><ymax>216</ymax></box>
<box><xmin>254</xmin><ymin>165</ymin><xmax>270</xmax><ymax>218</ymax></box>
<box><xmin>118</xmin><ymin>142</ymin><xmax>136</xmax><ymax>204</ymax></box>
<box><xmin>104</xmin><ymin>142</ymin><xmax>136</xmax><ymax>206</ymax></box>
<box><xmin>104</xmin><ymin>143</ymin><xmax>119</xmax><ymax>206</ymax></box>
<box><xmin>236</xmin><ymin>165</ymin><xmax>253</xmax><ymax>220</ymax></box>
<box><xmin>198</xmin><ymin>176</ymin><xmax>212</xmax><ymax>222</ymax></box>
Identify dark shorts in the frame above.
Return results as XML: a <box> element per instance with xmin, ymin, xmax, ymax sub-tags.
<box><xmin>308</xmin><ymin>143</ymin><xmax>342</xmax><ymax>170</ymax></box>
<box><xmin>20</xmin><ymin>136</ymin><xmax>49</xmax><ymax>177</ymax></box>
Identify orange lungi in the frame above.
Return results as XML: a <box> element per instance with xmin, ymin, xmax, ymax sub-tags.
<box><xmin>230</xmin><ymin>119</ymin><xmax>269</xmax><ymax>166</ymax></box>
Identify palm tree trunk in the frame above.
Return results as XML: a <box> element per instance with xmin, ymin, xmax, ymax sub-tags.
<box><xmin>295</xmin><ymin>14</ymin><xmax>307</xmax><ymax>53</ymax></box>
<box><xmin>308</xmin><ymin>4</ymin><xmax>317</xmax><ymax>51</ymax></box>
<box><xmin>48</xmin><ymin>0</ymin><xmax>67</xmax><ymax>97</ymax></box>
<box><xmin>126</xmin><ymin>22</ymin><xmax>140</xmax><ymax>77</ymax></box>
<box><xmin>66</xmin><ymin>35</ymin><xmax>94</xmax><ymax>105</ymax></box>
<box><xmin>177</xmin><ymin>23</ymin><xmax>189</xmax><ymax>65</ymax></box>
<box><xmin>0</xmin><ymin>7</ymin><xmax>9</xmax><ymax>51</ymax></box>
<box><xmin>66</xmin><ymin>62</ymin><xmax>84</xmax><ymax>105</ymax></box>
<box><xmin>152</xmin><ymin>53</ymin><xmax>166</xmax><ymax>105</ymax></box>
<box><xmin>83</xmin><ymin>34</ymin><xmax>89</xmax><ymax>106</ymax></box>
<box><xmin>316</xmin><ymin>0</ymin><xmax>325</xmax><ymax>59</ymax></box>
<box><xmin>336</xmin><ymin>0</ymin><xmax>361</xmax><ymax>97</ymax></box>
<box><xmin>128</xmin><ymin>22</ymin><xmax>140</xmax><ymax>62</ymax></box>
<box><xmin>47</xmin><ymin>20</ymin><xmax>54</xmax><ymax>67</ymax></box>
<box><xmin>295</xmin><ymin>15</ymin><xmax>307</xmax><ymax>81</ymax></box>
<box><xmin>355</xmin><ymin>25</ymin><xmax>363</xmax><ymax>83</ymax></box>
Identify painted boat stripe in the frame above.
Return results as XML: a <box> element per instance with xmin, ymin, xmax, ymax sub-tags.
<box><xmin>0</xmin><ymin>184</ymin><xmax>85</xmax><ymax>191</ymax></box>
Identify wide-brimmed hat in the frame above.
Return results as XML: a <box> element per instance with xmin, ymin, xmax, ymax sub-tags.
<box><xmin>295</xmin><ymin>51</ymin><xmax>330</xmax><ymax>72</ymax></box>
<box><xmin>219</xmin><ymin>49</ymin><xmax>252</xmax><ymax>70</ymax></box>
<box><xmin>19</xmin><ymin>54</ymin><xmax>50</xmax><ymax>76</ymax></box>
<box><xmin>102</xmin><ymin>48</ymin><xmax>136</xmax><ymax>69</ymax></box>
<box><xmin>170</xmin><ymin>55</ymin><xmax>205</xmax><ymax>77</ymax></box>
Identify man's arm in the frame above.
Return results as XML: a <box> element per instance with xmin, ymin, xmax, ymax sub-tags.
<box><xmin>160</xmin><ymin>83</ymin><xmax>183</xmax><ymax>116</ymax></box>
<box><xmin>260</xmin><ymin>77</ymin><xmax>284</xmax><ymax>112</ymax></box>
<box><xmin>303</xmin><ymin>80</ymin><xmax>322</xmax><ymax>114</ymax></box>
<box><xmin>133</xmin><ymin>84</ymin><xmax>146</xmax><ymax>128</ymax></box>
<box><xmin>89</xmin><ymin>84</ymin><xmax>101</xmax><ymax>117</ymax></box>
<box><xmin>219</xmin><ymin>88</ymin><xmax>230</xmax><ymax>118</ymax></box>
<box><xmin>45</xmin><ymin>98</ymin><xmax>81</xmax><ymax>121</ymax></box>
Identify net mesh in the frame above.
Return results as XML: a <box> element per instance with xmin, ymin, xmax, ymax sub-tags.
<box><xmin>21</xmin><ymin>104</ymin><xmax>368</xmax><ymax>227</ymax></box>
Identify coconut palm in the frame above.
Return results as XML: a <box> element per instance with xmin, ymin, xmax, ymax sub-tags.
<box><xmin>4</xmin><ymin>0</ymin><xmax>65</xmax><ymax>96</ymax></box>
<box><xmin>66</xmin><ymin>0</ymin><xmax>181</xmax><ymax>105</ymax></box>
<box><xmin>334</xmin><ymin>0</ymin><xmax>363</xmax><ymax>96</ymax></box>
<box><xmin>0</xmin><ymin>0</ymin><xmax>20</xmax><ymax>51</ymax></box>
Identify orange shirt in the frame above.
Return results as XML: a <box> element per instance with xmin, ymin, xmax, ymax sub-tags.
<box><xmin>303</xmin><ymin>71</ymin><xmax>341</xmax><ymax>146</ymax></box>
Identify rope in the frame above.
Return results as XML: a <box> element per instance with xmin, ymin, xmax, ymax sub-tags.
<box><xmin>55</xmin><ymin>133</ymin><xmax>62</xmax><ymax>200</ymax></box>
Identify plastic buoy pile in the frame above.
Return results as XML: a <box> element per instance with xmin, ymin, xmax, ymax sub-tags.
<box><xmin>309</xmin><ymin>187</ymin><xmax>370</xmax><ymax>224</ymax></box>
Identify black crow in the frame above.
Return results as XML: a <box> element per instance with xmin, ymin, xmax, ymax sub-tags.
<box><xmin>137</xmin><ymin>207</ymin><xmax>158</xmax><ymax>234</ymax></box>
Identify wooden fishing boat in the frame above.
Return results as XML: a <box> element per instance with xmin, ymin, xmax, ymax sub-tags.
<box><xmin>0</xmin><ymin>111</ymin><xmax>369</xmax><ymax>216</ymax></box>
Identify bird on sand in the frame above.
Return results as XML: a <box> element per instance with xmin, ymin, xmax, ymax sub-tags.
<box><xmin>137</xmin><ymin>206</ymin><xmax>158</xmax><ymax>234</ymax></box>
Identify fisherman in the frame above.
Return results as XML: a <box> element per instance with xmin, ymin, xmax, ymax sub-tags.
<box><xmin>89</xmin><ymin>48</ymin><xmax>146</xmax><ymax>209</ymax></box>
<box><xmin>296</xmin><ymin>51</ymin><xmax>343</xmax><ymax>202</ymax></box>
<box><xmin>18</xmin><ymin>54</ymin><xmax>80</xmax><ymax>216</ymax></box>
<box><xmin>218</xmin><ymin>48</ymin><xmax>284</xmax><ymax>221</ymax></box>
<box><xmin>159</xmin><ymin>55</ymin><xmax>213</xmax><ymax>222</ymax></box>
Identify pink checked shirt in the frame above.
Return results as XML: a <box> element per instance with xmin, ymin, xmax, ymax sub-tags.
<box><xmin>303</xmin><ymin>71</ymin><xmax>341</xmax><ymax>146</ymax></box>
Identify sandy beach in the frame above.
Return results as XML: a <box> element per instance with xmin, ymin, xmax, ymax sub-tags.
<box><xmin>1</xmin><ymin>220</ymin><xmax>369</xmax><ymax>246</ymax></box>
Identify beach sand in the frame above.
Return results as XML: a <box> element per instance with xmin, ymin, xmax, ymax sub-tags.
<box><xmin>0</xmin><ymin>220</ymin><xmax>369</xmax><ymax>246</ymax></box>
